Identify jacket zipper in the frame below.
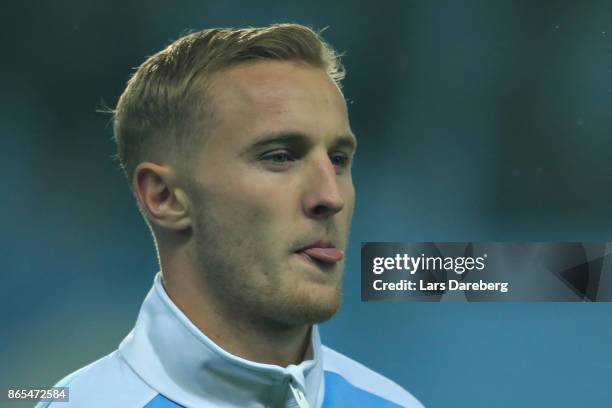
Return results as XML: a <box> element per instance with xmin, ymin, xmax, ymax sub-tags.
<box><xmin>288</xmin><ymin>378</ymin><xmax>310</xmax><ymax>408</ymax></box>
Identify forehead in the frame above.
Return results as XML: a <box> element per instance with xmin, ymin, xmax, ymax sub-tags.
<box><xmin>203</xmin><ymin>60</ymin><xmax>351</xmax><ymax>147</ymax></box>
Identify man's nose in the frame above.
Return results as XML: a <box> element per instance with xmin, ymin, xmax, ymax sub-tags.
<box><xmin>302</xmin><ymin>154</ymin><xmax>345</xmax><ymax>219</ymax></box>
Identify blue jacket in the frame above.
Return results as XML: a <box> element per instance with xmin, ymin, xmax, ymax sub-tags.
<box><xmin>38</xmin><ymin>273</ymin><xmax>423</xmax><ymax>407</ymax></box>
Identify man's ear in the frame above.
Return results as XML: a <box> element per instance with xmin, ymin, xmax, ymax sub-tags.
<box><xmin>132</xmin><ymin>162</ymin><xmax>192</xmax><ymax>231</ymax></box>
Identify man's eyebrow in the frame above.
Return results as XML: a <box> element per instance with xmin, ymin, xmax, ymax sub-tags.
<box><xmin>247</xmin><ymin>132</ymin><xmax>309</xmax><ymax>152</ymax></box>
<box><xmin>244</xmin><ymin>131</ymin><xmax>358</xmax><ymax>154</ymax></box>
<box><xmin>331</xmin><ymin>133</ymin><xmax>358</xmax><ymax>152</ymax></box>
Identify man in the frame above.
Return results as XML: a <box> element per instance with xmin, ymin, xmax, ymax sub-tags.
<box><xmin>39</xmin><ymin>24</ymin><xmax>423</xmax><ymax>408</ymax></box>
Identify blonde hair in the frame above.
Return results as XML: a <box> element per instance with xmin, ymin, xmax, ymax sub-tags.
<box><xmin>113</xmin><ymin>23</ymin><xmax>345</xmax><ymax>181</ymax></box>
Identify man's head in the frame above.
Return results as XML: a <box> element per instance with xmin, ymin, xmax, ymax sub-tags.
<box><xmin>113</xmin><ymin>24</ymin><xmax>356</xmax><ymax>327</ymax></box>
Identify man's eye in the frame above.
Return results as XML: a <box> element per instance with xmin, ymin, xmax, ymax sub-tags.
<box><xmin>330</xmin><ymin>153</ymin><xmax>350</xmax><ymax>167</ymax></box>
<box><xmin>261</xmin><ymin>151</ymin><xmax>295</xmax><ymax>163</ymax></box>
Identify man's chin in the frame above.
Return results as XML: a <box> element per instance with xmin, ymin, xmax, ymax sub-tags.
<box><xmin>270</xmin><ymin>284</ymin><xmax>342</xmax><ymax>326</ymax></box>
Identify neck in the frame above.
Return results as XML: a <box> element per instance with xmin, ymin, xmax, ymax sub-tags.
<box><xmin>161</xmin><ymin>266</ymin><xmax>311</xmax><ymax>367</ymax></box>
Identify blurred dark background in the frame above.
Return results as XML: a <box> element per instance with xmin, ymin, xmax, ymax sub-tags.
<box><xmin>2</xmin><ymin>1</ymin><xmax>612</xmax><ymax>407</ymax></box>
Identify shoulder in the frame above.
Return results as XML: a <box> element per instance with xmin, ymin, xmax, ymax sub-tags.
<box><xmin>321</xmin><ymin>345</ymin><xmax>424</xmax><ymax>408</ymax></box>
<box><xmin>35</xmin><ymin>350</ymin><xmax>160</xmax><ymax>408</ymax></box>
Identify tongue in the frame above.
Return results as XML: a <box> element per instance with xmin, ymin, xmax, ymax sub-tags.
<box><xmin>302</xmin><ymin>247</ymin><xmax>344</xmax><ymax>263</ymax></box>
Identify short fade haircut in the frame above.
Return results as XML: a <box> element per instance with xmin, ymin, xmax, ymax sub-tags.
<box><xmin>113</xmin><ymin>23</ymin><xmax>345</xmax><ymax>182</ymax></box>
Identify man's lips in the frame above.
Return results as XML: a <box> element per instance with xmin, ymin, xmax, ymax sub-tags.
<box><xmin>301</xmin><ymin>247</ymin><xmax>344</xmax><ymax>263</ymax></box>
<box><xmin>295</xmin><ymin>242</ymin><xmax>344</xmax><ymax>264</ymax></box>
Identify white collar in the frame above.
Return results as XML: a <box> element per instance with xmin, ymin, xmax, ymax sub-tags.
<box><xmin>118</xmin><ymin>272</ymin><xmax>324</xmax><ymax>408</ymax></box>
